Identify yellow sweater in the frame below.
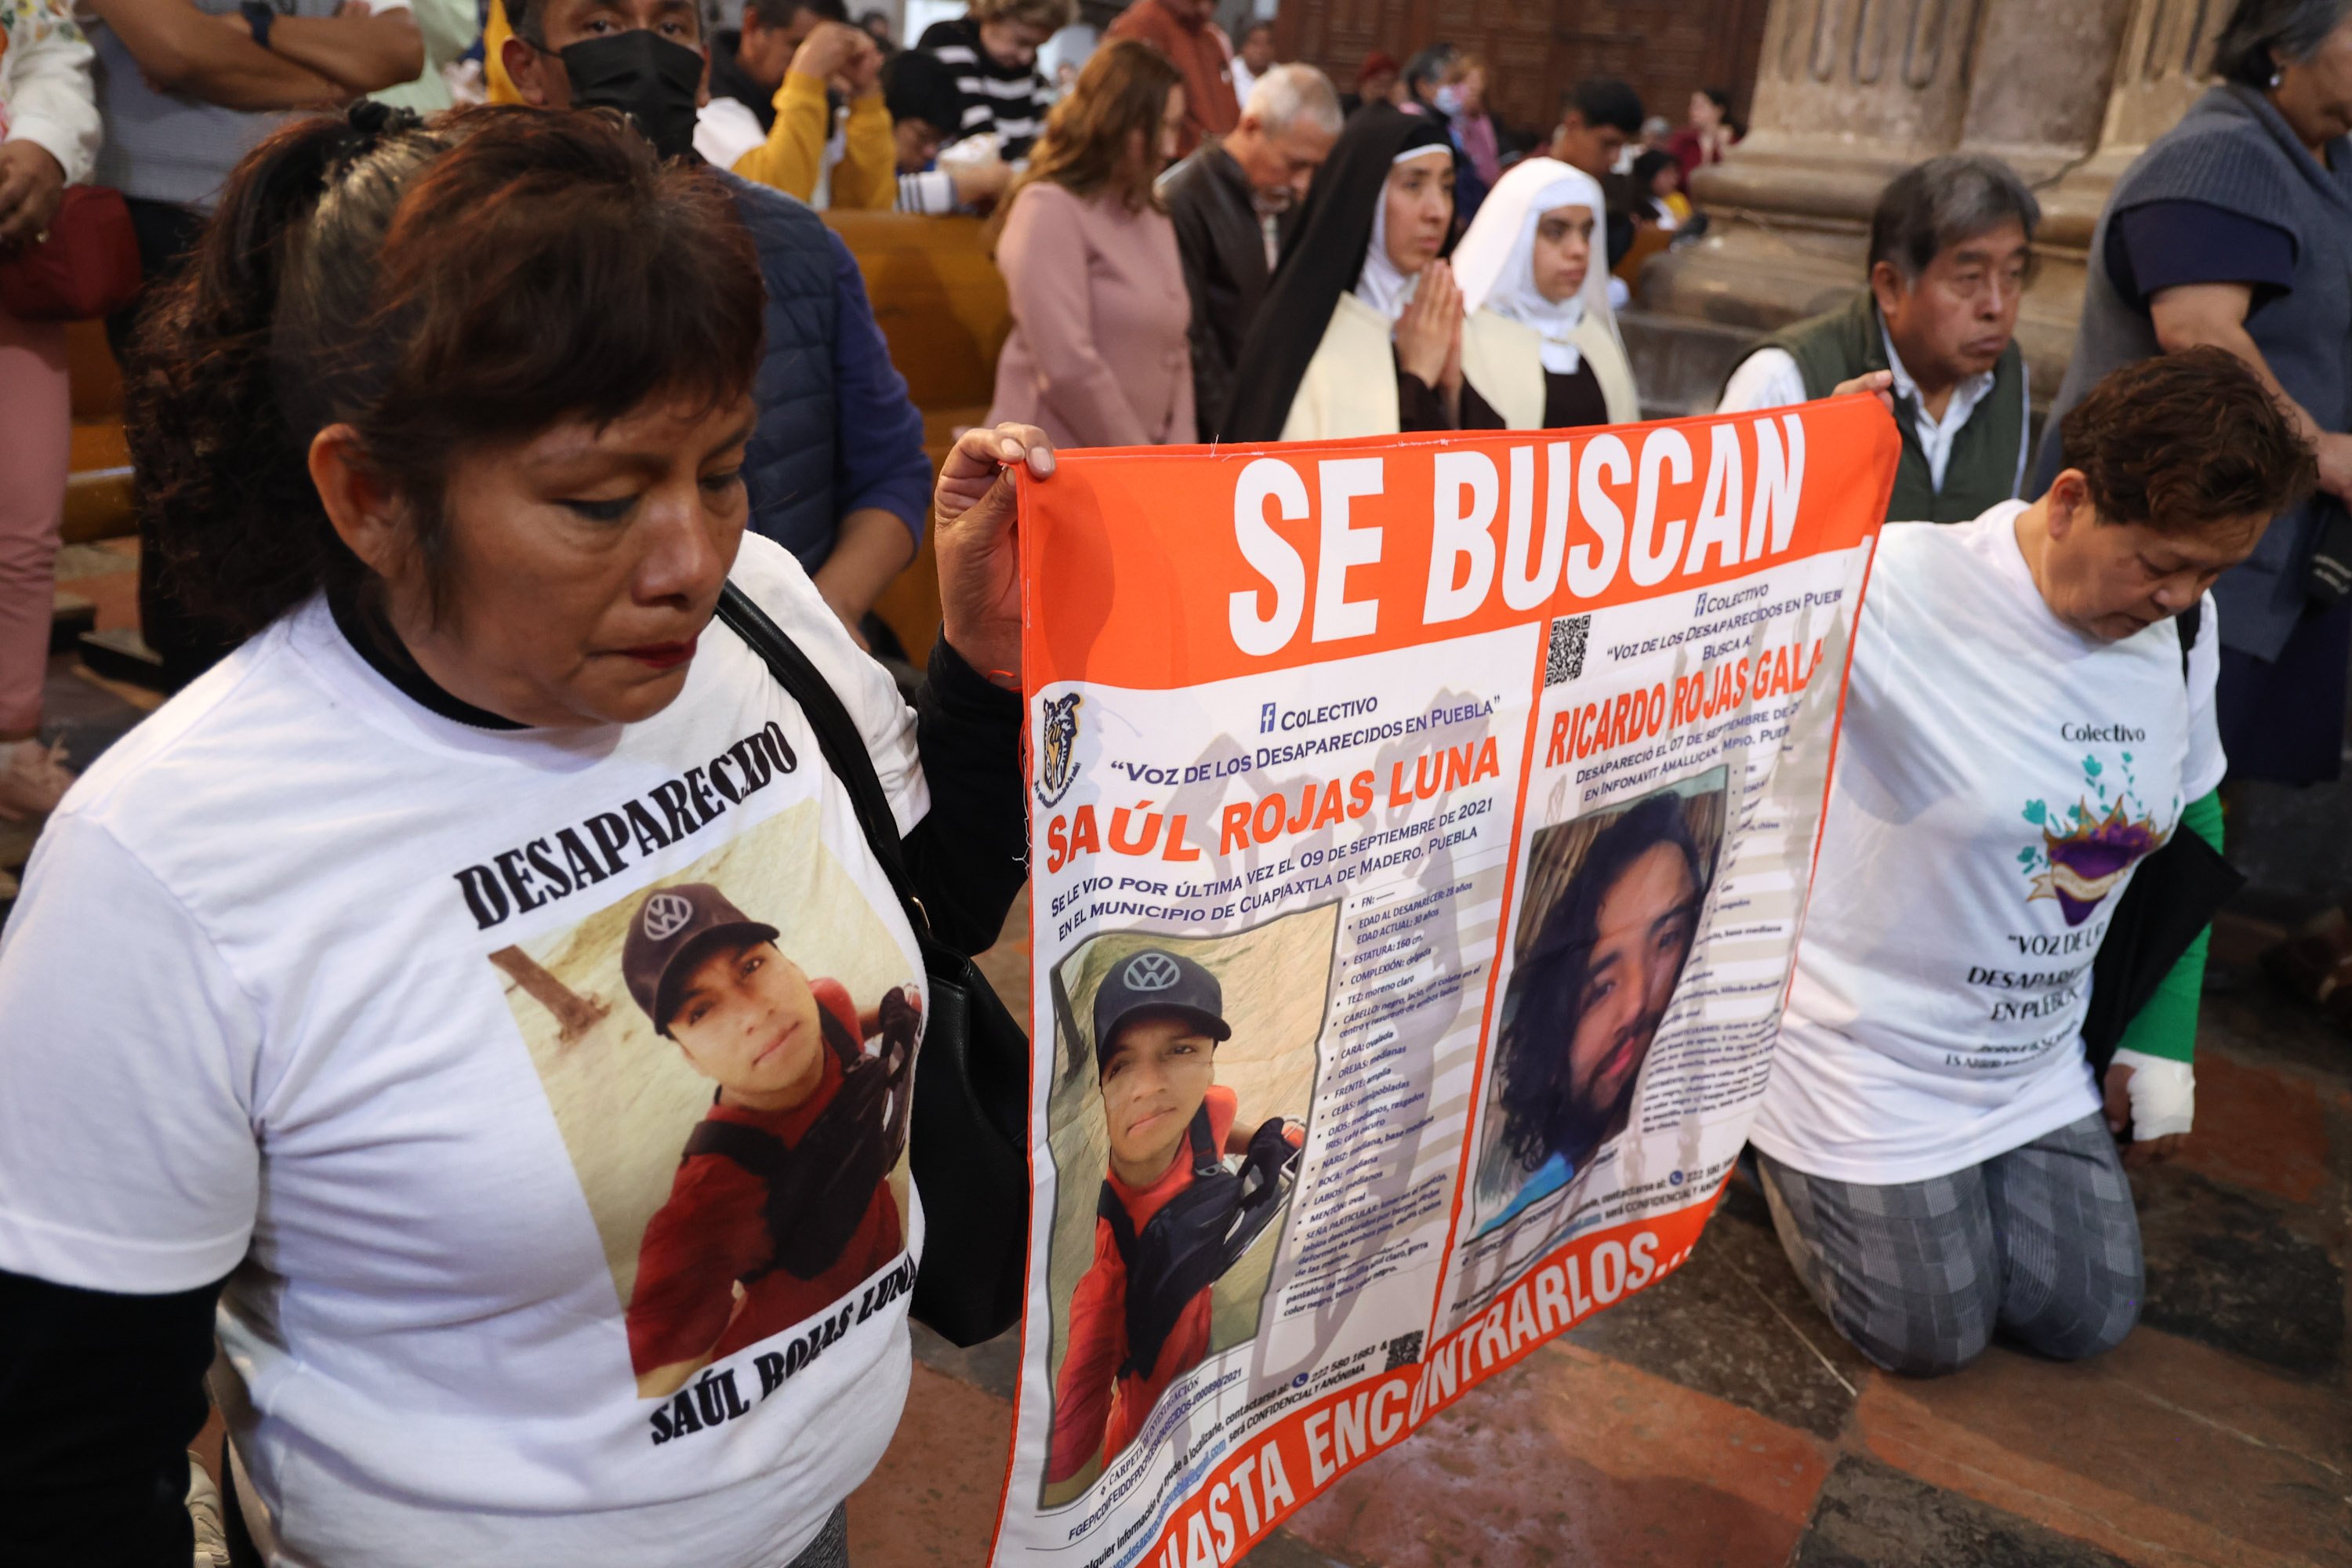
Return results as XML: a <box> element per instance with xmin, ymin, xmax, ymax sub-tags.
<box><xmin>731</xmin><ymin>71</ymin><xmax>894</xmax><ymax>209</ymax></box>
<box><xmin>485</xmin><ymin>0</ymin><xmax>518</xmax><ymax>102</ymax></box>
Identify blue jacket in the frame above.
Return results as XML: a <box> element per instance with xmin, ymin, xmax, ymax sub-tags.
<box><xmin>713</xmin><ymin>170</ymin><xmax>933</xmax><ymax>574</ymax></box>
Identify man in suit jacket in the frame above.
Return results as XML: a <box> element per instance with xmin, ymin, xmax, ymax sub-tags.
<box><xmin>1160</xmin><ymin>63</ymin><xmax>1341</xmax><ymax>441</ymax></box>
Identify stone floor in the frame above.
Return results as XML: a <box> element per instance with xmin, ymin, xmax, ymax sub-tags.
<box><xmin>17</xmin><ymin>543</ymin><xmax>2351</xmax><ymax>1566</ymax></box>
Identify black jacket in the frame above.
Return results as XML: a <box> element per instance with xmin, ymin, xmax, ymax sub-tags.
<box><xmin>1163</xmin><ymin>139</ymin><xmax>1290</xmax><ymax>442</ymax></box>
<box><xmin>708</xmin><ymin>29</ymin><xmax>778</xmax><ymax>132</ymax></box>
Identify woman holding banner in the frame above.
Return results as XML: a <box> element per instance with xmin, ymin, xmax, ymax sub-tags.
<box><xmin>1447</xmin><ymin>156</ymin><xmax>1641</xmax><ymax>432</ymax></box>
<box><xmin>0</xmin><ymin>106</ymin><xmax>1042</xmax><ymax>1567</ymax></box>
<box><xmin>1750</xmin><ymin>350</ymin><xmax>2313</xmax><ymax>1379</ymax></box>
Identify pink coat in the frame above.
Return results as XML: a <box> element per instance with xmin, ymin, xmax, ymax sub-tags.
<box><xmin>987</xmin><ymin>181</ymin><xmax>1196</xmax><ymax>449</ymax></box>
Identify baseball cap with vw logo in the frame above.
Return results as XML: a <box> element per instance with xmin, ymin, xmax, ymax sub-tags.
<box><xmin>1091</xmin><ymin>947</ymin><xmax>1230</xmax><ymax>1073</ymax></box>
<box><xmin>622</xmin><ymin>882</ymin><xmax>780</xmax><ymax>1036</ymax></box>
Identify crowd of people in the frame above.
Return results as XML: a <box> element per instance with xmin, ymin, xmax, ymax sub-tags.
<box><xmin>1</xmin><ymin>0</ymin><xmax>2350</xmax><ymax>1563</ymax></box>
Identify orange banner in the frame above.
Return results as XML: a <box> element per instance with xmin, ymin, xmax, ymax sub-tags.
<box><xmin>995</xmin><ymin>401</ymin><xmax>1896</xmax><ymax>1568</ymax></box>
<box><xmin>1022</xmin><ymin>398</ymin><xmax>1896</xmax><ymax>691</ymax></box>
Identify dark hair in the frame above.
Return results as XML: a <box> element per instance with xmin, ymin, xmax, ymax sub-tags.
<box><xmin>1631</xmin><ymin>147</ymin><xmax>1679</xmax><ymax>191</ymax></box>
<box><xmin>992</xmin><ymin>36</ymin><xmax>1179</xmax><ymax>240</ymax></box>
<box><xmin>1699</xmin><ymin>85</ymin><xmax>1731</xmax><ymax>111</ymax></box>
<box><xmin>1240</xmin><ymin>19</ymin><xmax>1272</xmax><ymax>42</ymax></box>
<box><xmin>885</xmin><ymin>46</ymin><xmax>961</xmax><ymax>133</ymax></box>
<box><xmin>967</xmin><ymin>0</ymin><xmax>1076</xmax><ymax>28</ymax></box>
<box><xmin>1867</xmin><ymin>152</ymin><xmax>2038</xmax><ymax>281</ymax></box>
<box><xmin>1562</xmin><ymin>77</ymin><xmax>1643</xmax><ymax>136</ymax></box>
<box><xmin>125</xmin><ymin>105</ymin><xmax>765</xmax><ymax>637</ymax></box>
<box><xmin>1493</xmin><ymin>793</ymin><xmax>1704</xmax><ymax>1175</ymax></box>
<box><xmin>2214</xmin><ymin>0</ymin><xmax>2352</xmax><ymax>85</ymax></box>
<box><xmin>746</xmin><ymin>0</ymin><xmax>844</xmax><ymax>31</ymax></box>
<box><xmin>2059</xmin><ymin>347</ymin><xmax>2318</xmax><ymax>534</ymax></box>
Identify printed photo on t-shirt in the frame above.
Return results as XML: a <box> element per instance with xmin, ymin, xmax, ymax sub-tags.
<box><xmin>1033</xmin><ymin>912</ymin><xmax>1333</xmax><ymax>1508</ymax></box>
<box><xmin>491</xmin><ymin>800</ymin><xmax>920</xmax><ymax>1403</ymax></box>
<box><xmin>1451</xmin><ymin>768</ymin><xmax>1726</xmax><ymax>1314</ymax></box>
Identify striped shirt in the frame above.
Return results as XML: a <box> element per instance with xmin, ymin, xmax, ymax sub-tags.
<box><xmin>896</xmin><ymin>169</ymin><xmax>960</xmax><ymax>213</ymax></box>
<box><xmin>914</xmin><ymin>16</ymin><xmax>1049</xmax><ymax>159</ymax></box>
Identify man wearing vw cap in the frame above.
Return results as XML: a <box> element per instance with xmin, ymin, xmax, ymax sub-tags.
<box><xmin>1047</xmin><ymin>946</ymin><xmax>1301</xmax><ymax>1483</ymax></box>
<box><xmin>619</xmin><ymin>881</ymin><xmax>921</xmax><ymax>1397</ymax></box>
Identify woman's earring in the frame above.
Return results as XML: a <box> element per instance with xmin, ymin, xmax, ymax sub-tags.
<box><xmin>2271</xmin><ymin>67</ymin><xmax>2285</xmax><ymax>89</ymax></box>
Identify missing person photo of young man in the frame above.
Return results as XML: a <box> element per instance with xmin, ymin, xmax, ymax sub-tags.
<box><xmin>487</xmin><ymin>804</ymin><xmax>924</xmax><ymax>1403</ymax></box>
<box><xmin>1036</xmin><ymin>913</ymin><xmax>1334</xmax><ymax>1504</ymax></box>
<box><xmin>1468</xmin><ymin>773</ymin><xmax>1726</xmax><ymax>1250</ymax></box>
<box><xmin>619</xmin><ymin>881</ymin><xmax>918</xmax><ymax>1397</ymax></box>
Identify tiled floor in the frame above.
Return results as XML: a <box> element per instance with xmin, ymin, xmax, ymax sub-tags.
<box><xmin>16</xmin><ymin>546</ymin><xmax>2350</xmax><ymax>1566</ymax></box>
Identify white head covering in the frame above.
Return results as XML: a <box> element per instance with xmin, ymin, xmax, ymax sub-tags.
<box><xmin>1355</xmin><ymin>143</ymin><xmax>1454</xmax><ymax>324</ymax></box>
<box><xmin>1450</xmin><ymin>157</ymin><xmax>1613</xmax><ymax>374</ymax></box>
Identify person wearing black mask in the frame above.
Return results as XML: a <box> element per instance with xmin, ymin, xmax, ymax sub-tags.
<box><xmin>501</xmin><ymin>0</ymin><xmax>935</xmax><ymax>657</ymax></box>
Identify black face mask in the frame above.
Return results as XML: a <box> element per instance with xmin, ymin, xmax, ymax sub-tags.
<box><xmin>559</xmin><ymin>30</ymin><xmax>704</xmax><ymax>162</ymax></box>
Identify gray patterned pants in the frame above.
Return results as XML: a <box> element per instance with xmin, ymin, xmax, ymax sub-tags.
<box><xmin>786</xmin><ymin>1504</ymin><xmax>851</xmax><ymax>1568</ymax></box>
<box><xmin>1755</xmin><ymin>1112</ymin><xmax>2143</xmax><ymax>1377</ymax></box>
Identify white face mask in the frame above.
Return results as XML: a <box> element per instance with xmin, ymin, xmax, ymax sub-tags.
<box><xmin>1432</xmin><ymin>84</ymin><xmax>1465</xmax><ymax>117</ymax></box>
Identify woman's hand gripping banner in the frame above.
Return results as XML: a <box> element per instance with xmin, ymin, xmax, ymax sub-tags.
<box><xmin>993</xmin><ymin>397</ymin><xmax>1900</xmax><ymax>1566</ymax></box>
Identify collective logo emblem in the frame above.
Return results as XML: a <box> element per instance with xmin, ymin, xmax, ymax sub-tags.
<box><xmin>640</xmin><ymin>891</ymin><xmax>696</xmax><ymax>941</ymax></box>
<box><xmin>2017</xmin><ymin>751</ymin><xmax>2166</xmax><ymax>927</ymax></box>
<box><xmin>1122</xmin><ymin>951</ymin><xmax>1180</xmax><ymax>992</ymax></box>
<box><xmin>1036</xmin><ymin>691</ymin><xmax>1083</xmax><ymax>808</ymax></box>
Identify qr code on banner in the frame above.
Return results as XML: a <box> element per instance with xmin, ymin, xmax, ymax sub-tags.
<box><xmin>1382</xmin><ymin>1332</ymin><xmax>1425</xmax><ymax>1371</ymax></box>
<box><xmin>1546</xmin><ymin>615</ymin><xmax>1590</xmax><ymax>687</ymax></box>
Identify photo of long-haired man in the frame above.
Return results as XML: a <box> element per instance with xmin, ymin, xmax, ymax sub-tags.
<box><xmin>1468</xmin><ymin>773</ymin><xmax>1726</xmax><ymax>1248</ymax></box>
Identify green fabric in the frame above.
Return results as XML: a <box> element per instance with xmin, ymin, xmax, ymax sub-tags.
<box><xmin>2111</xmin><ymin>789</ymin><xmax>2224</xmax><ymax>1064</ymax></box>
<box><xmin>1740</xmin><ymin>290</ymin><xmax>2026</xmax><ymax>524</ymax></box>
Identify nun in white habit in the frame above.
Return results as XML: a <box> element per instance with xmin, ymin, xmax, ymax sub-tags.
<box><xmin>1451</xmin><ymin>157</ymin><xmax>1641</xmax><ymax>430</ymax></box>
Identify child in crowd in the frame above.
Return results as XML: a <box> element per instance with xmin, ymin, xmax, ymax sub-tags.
<box><xmin>1047</xmin><ymin>949</ymin><xmax>1301</xmax><ymax>1483</ymax></box>
<box><xmin>621</xmin><ymin>882</ymin><xmax>921</xmax><ymax>1396</ymax></box>
<box><xmin>1632</xmin><ymin>147</ymin><xmax>1691</xmax><ymax>229</ymax></box>
<box><xmin>884</xmin><ymin>48</ymin><xmax>1011</xmax><ymax>212</ymax></box>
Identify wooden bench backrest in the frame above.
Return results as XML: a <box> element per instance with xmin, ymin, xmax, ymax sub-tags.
<box><xmin>821</xmin><ymin>210</ymin><xmax>1009</xmax><ymax>415</ymax></box>
<box><xmin>823</xmin><ymin>210</ymin><xmax>1012</xmax><ymax>667</ymax></box>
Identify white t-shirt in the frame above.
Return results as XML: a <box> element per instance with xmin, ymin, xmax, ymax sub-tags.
<box><xmin>1751</xmin><ymin>504</ymin><xmax>2225</xmax><ymax>1184</ymax></box>
<box><xmin>0</xmin><ymin>536</ymin><xmax>932</xmax><ymax>1567</ymax></box>
<box><xmin>695</xmin><ymin>96</ymin><xmax>771</xmax><ymax>174</ymax></box>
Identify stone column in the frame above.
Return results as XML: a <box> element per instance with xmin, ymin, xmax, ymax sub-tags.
<box><xmin>2036</xmin><ymin>0</ymin><xmax>2223</xmax><ymax>244</ymax></box>
<box><xmin>1631</xmin><ymin>0</ymin><xmax>2209</xmax><ymax>413</ymax></box>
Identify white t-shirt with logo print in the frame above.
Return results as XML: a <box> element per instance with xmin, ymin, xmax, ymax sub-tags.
<box><xmin>0</xmin><ymin>535</ymin><xmax>931</xmax><ymax>1567</ymax></box>
<box><xmin>1750</xmin><ymin>503</ymin><xmax>2225</xmax><ymax>1185</ymax></box>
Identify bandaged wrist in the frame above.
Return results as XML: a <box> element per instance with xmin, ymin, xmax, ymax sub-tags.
<box><xmin>2111</xmin><ymin>1047</ymin><xmax>2194</xmax><ymax>1140</ymax></box>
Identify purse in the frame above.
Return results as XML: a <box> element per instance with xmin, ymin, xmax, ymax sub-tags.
<box><xmin>715</xmin><ymin>583</ymin><xmax>1032</xmax><ymax>1348</ymax></box>
<box><xmin>0</xmin><ymin>185</ymin><xmax>143</xmax><ymax>322</ymax></box>
<box><xmin>2078</xmin><ymin>601</ymin><xmax>2246</xmax><ymax>1079</ymax></box>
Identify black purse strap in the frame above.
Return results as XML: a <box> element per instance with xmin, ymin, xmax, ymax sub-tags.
<box><xmin>714</xmin><ymin>583</ymin><xmax>932</xmax><ymax>942</ymax></box>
